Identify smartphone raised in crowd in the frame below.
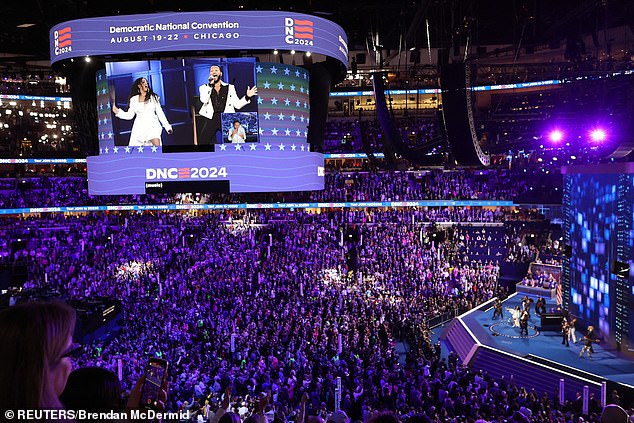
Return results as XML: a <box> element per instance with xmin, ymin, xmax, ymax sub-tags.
<box><xmin>140</xmin><ymin>358</ymin><xmax>169</xmax><ymax>409</ymax></box>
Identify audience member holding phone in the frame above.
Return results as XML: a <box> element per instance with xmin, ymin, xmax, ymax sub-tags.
<box><xmin>126</xmin><ymin>358</ymin><xmax>169</xmax><ymax>411</ymax></box>
<box><xmin>139</xmin><ymin>358</ymin><xmax>169</xmax><ymax>409</ymax></box>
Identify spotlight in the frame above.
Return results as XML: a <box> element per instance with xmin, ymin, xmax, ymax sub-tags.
<box><xmin>290</xmin><ymin>50</ymin><xmax>296</xmax><ymax>55</ymax></box>
<box><xmin>85</xmin><ymin>56</ymin><xmax>91</xmax><ymax>63</ymax></box>
<box><xmin>305</xmin><ymin>51</ymin><xmax>311</xmax><ymax>57</ymax></box>
<box><xmin>273</xmin><ymin>49</ymin><xmax>278</xmax><ymax>55</ymax></box>
<box><xmin>589</xmin><ymin>128</ymin><xmax>606</xmax><ymax>142</ymax></box>
<box><xmin>548</xmin><ymin>129</ymin><xmax>564</xmax><ymax>143</ymax></box>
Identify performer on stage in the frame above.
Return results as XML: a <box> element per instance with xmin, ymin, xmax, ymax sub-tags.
<box><xmin>568</xmin><ymin>318</ymin><xmax>577</xmax><ymax>344</ymax></box>
<box><xmin>492</xmin><ymin>298</ymin><xmax>503</xmax><ymax>320</ymax></box>
<box><xmin>519</xmin><ymin>310</ymin><xmax>529</xmax><ymax>336</ymax></box>
<box><xmin>561</xmin><ymin>318</ymin><xmax>570</xmax><ymax>347</ymax></box>
<box><xmin>535</xmin><ymin>296</ymin><xmax>546</xmax><ymax>315</ymax></box>
<box><xmin>198</xmin><ymin>65</ymin><xmax>257</xmax><ymax>144</ymax></box>
<box><xmin>506</xmin><ymin>306</ymin><xmax>521</xmax><ymax>327</ymax></box>
<box><xmin>112</xmin><ymin>77</ymin><xmax>173</xmax><ymax>146</ymax></box>
<box><xmin>521</xmin><ymin>295</ymin><xmax>533</xmax><ymax>318</ymax></box>
<box><xmin>579</xmin><ymin>326</ymin><xmax>597</xmax><ymax>359</ymax></box>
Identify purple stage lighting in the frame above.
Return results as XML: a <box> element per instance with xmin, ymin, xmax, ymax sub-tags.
<box><xmin>590</xmin><ymin>128</ymin><xmax>607</xmax><ymax>142</ymax></box>
<box><xmin>549</xmin><ymin>129</ymin><xmax>564</xmax><ymax>143</ymax></box>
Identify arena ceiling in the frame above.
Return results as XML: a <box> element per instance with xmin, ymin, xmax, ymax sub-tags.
<box><xmin>0</xmin><ymin>0</ymin><xmax>632</xmax><ymax>66</ymax></box>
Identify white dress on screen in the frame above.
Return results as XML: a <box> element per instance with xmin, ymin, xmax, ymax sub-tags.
<box><xmin>507</xmin><ymin>307</ymin><xmax>521</xmax><ymax>327</ymax></box>
<box><xmin>115</xmin><ymin>95</ymin><xmax>172</xmax><ymax>146</ymax></box>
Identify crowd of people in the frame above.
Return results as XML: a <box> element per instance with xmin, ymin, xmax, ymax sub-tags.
<box><xmin>0</xmin><ymin>37</ymin><xmax>632</xmax><ymax>423</ymax></box>
<box><xmin>503</xmin><ymin>222</ymin><xmax>557</xmax><ymax>264</ymax></box>
<box><xmin>450</xmin><ymin>226</ymin><xmax>507</xmax><ymax>264</ymax></box>
<box><xmin>323</xmin><ymin>117</ymin><xmax>438</xmax><ymax>154</ymax></box>
<box><xmin>0</xmin><ymin>167</ymin><xmax>565</xmax><ymax>209</ymax></box>
<box><xmin>519</xmin><ymin>270</ymin><xmax>559</xmax><ymax>290</ymax></box>
<box><xmin>312</xmin><ymin>169</ymin><xmax>550</xmax><ymax>203</ymax></box>
<box><xmin>0</xmin><ymin>206</ymin><xmax>628</xmax><ymax>422</ymax></box>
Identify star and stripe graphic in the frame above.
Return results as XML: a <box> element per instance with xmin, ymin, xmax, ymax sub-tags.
<box><xmin>256</xmin><ymin>63</ymin><xmax>309</xmax><ymax>143</ymax></box>
<box><xmin>96</xmin><ymin>69</ymin><xmax>115</xmax><ymax>149</ymax></box>
<box><xmin>97</xmin><ymin>62</ymin><xmax>311</xmax><ymax>154</ymax></box>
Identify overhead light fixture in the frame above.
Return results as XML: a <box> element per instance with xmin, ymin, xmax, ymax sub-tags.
<box><xmin>273</xmin><ymin>49</ymin><xmax>278</xmax><ymax>55</ymax></box>
<box><xmin>290</xmin><ymin>50</ymin><xmax>296</xmax><ymax>55</ymax></box>
<box><xmin>589</xmin><ymin>128</ymin><xmax>607</xmax><ymax>142</ymax></box>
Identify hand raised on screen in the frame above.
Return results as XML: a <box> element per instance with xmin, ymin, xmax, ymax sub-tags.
<box><xmin>246</xmin><ymin>86</ymin><xmax>258</xmax><ymax>98</ymax></box>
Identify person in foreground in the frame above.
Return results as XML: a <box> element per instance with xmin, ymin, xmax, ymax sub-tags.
<box><xmin>60</xmin><ymin>367</ymin><xmax>123</xmax><ymax>412</ymax></box>
<box><xmin>0</xmin><ymin>301</ymin><xmax>76</xmax><ymax>409</ymax></box>
<box><xmin>0</xmin><ymin>300</ymin><xmax>167</xmax><ymax>416</ymax></box>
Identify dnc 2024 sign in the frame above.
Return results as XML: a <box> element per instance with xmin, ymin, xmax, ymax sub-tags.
<box><xmin>50</xmin><ymin>11</ymin><xmax>348</xmax><ymax>67</ymax></box>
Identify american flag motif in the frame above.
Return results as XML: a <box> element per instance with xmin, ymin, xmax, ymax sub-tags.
<box><xmin>96</xmin><ymin>70</ymin><xmax>115</xmax><ymax>149</ymax></box>
<box><xmin>255</xmin><ymin>63</ymin><xmax>309</xmax><ymax>143</ymax></box>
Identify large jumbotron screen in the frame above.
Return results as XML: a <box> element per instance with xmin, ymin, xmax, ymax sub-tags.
<box><xmin>50</xmin><ymin>11</ymin><xmax>348</xmax><ymax>195</ymax></box>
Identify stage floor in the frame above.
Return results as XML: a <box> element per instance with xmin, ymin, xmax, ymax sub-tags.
<box><xmin>461</xmin><ymin>293</ymin><xmax>634</xmax><ymax>387</ymax></box>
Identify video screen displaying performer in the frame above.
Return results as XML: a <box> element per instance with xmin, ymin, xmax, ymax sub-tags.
<box><xmin>111</xmin><ymin>77</ymin><xmax>173</xmax><ymax>147</ymax></box>
<box><xmin>197</xmin><ymin>64</ymin><xmax>257</xmax><ymax>145</ymax></box>
<box><xmin>222</xmin><ymin>112</ymin><xmax>258</xmax><ymax>144</ymax></box>
<box><xmin>103</xmin><ymin>58</ymin><xmax>311</xmax><ymax>153</ymax></box>
<box><xmin>105</xmin><ymin>58</ymin><xmax>260</xmax><ymax>150</ymax></box>
<box><xmin>93</xmin><ymin>59</ymin><xmax>319</xmax><ymax>195</ymax></box>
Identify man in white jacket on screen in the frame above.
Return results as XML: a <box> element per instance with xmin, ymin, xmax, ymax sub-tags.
<box><xmin>198</xmin><ymin>65</ymin><xmax>257</xmax><ymax>145</ymax></box>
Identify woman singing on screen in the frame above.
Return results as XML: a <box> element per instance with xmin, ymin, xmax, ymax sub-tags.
<box><xmin>112</xmin><ymin>77</ymin><xmax>173</xmax><ymax>146</ymax></box>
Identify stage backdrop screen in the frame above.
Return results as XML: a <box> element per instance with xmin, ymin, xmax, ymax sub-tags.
<box><xmin>90</xmin><ymin>59</ymin><xmax>323</xmax><ymax>195</ymax></box>
<box><xmin>563</xmin><ymin>170</ymin><xmax>634</xmax><ymax>347</ymax></box>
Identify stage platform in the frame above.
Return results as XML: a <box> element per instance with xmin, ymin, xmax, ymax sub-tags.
<box><xmin>515</xmin><ymin>282</ymin><xmax>556</xmax><ymax>300</ymax></box>
<box><xmin>515</xmin><ymin>261</ymin><xmax>561</xmax><ymax>300</ymax></box>
<box><xmin>440</xmin><ymin>293</ymin><xmax>634</xmax><ymax>406</ymax></box>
